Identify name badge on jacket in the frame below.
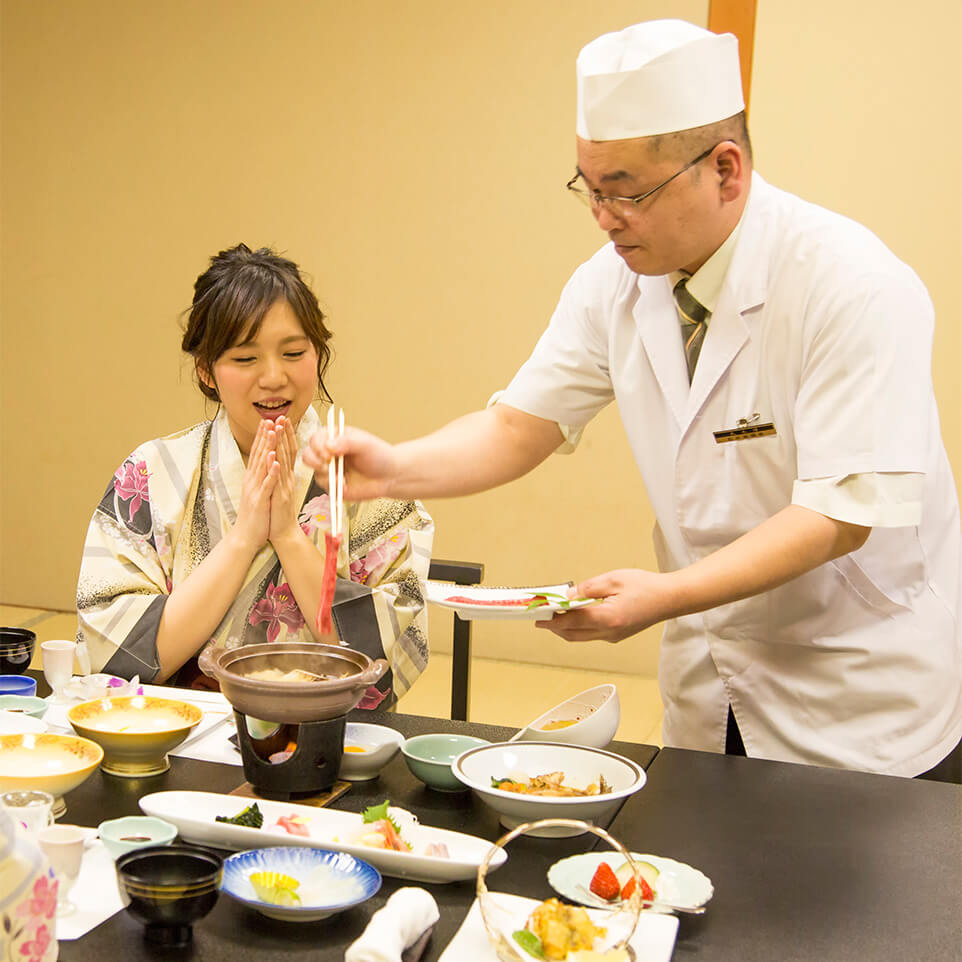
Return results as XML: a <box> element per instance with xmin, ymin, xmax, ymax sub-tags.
<box><xmin>713</xmin><ymin>412</ymin><xmax>777</xmax><ymax>444</ymax></box>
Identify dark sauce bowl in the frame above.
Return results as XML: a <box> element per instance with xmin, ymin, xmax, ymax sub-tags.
<box><xmin>0</xmin><ymin>628</ymin><xmax>35</xmax><ymax>675</ymax></box>
<box><xmin>116</xmin><ymin>843</ymin><xmax>223</xmax><ymax>946</ymax></box>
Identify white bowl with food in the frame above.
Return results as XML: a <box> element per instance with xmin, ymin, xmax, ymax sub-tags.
<box><xmin>515</xmin><ymin>684</ymin><xmax>620</xmax><ymax>749</ymax></box>
<box><xmin>338</xmin><ymin>723</ymin><xmax>404</xmax><ymax>781</ymax></box>
<box><xmin>452</xmin><ymin>742</ymin><xmax>646</xmax><ymax>837</ymax></box>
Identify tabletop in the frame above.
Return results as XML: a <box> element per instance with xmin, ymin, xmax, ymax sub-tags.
<box><xmin>44</xmin><ymin>704</ymin><xmax>962</xmax><ymax>962</ymax></box>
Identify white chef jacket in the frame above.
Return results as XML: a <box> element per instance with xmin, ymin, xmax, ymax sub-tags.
<box><xmin>500</xmin><ymin>172</ymin><xmax>962</xmax><ymax>775</ymax></box>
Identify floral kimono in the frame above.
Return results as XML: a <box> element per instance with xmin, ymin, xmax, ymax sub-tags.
<box><xmin>76</xmin><ymin>406</ymin><xmax>434</xmax><ymax>709</ymax></box>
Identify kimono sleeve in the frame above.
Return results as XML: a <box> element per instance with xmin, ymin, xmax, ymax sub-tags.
<box><xmin>331</xmin><ymin>497</ymin><xmax>434</xmax><ymax>707</ymax></box>
<box><xmin>76</xmin><ymin>454</ymin><xmax>169</xmax><ymax>681</ymax></box>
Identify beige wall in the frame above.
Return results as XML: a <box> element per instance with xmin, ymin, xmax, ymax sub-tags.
<box><xmin>1</xmin><ymin>1</ymin><xmax>959</xmax><ymax>681</ymax></box>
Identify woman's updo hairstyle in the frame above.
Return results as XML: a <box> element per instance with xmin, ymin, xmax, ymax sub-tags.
<box><xmin>182</xmin><ymin>243</ymin><xmax>333</xmax><ymax>403</ymax></box>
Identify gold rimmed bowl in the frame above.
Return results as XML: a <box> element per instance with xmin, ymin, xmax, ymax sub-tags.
<box><xmin>0</xmin><ymin>732</ymin><xmax>103</xmax><ymax>816</ymax></box>
<box><xmin>68</xmin><ymin>696</ymin><xmax>202</xmax><ymax>777</ymax></box>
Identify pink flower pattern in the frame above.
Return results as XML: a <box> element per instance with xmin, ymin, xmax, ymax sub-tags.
<box><xmin>350</xmin><ymin>531</ymin><xmax>409</xmax><ymax>585</ymax></box>
<box><xmin>248</xmin><ymin>581</ymin><xmax>305</xmax><ymax>642</ymax></box>
<box><xmin>16</xmin><ymin>875</ymin><xmax>57</xmax><ymax>921</ymax></box>
<box><xmin>357</xmin><ymin>684</ymin><xmax>390</xmax><ymax>710</ymax></box>
<box><xmin>18</xmin><ymin>923</ymin><xmax>52</xmax><ymax>962</ymax></box>
<box><xmin>298</xmin><ymin>495</ymin><xmax>331</xmax><ymax>537</ymax></box>
<box><xmin>113</xmin><ymin>459</ymin><xmax>151</xmax><ymax>522</ymax></box>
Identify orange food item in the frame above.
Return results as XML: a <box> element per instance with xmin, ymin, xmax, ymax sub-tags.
<box><xmin>343</xmin><ymin>745</ymin><xmax>367</xmax><ymax>753</ymax></box>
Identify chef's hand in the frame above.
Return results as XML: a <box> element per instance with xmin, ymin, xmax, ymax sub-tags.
<box><xmin>302</xmin><ymin>424</ymin><xmax>399</xmax><ymax>501</ymax></box>
<box><xmin>535</xmin><ymin>569</ymin><xmax>677</xmax><ymax>643</ymax></box>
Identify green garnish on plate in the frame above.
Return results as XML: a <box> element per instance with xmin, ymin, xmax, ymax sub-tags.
<box><xmin>512</xmin><ymin>929</ymin><xmax>545</xmax><ymax>958</ymax></box>
<box><xmin>215</xmin><ymin>802</ymin><xmax>263</xmax><ymax>828</ymax></box>
<box><xmin>525</xmin><ymin>591</ymin><xmax>591</xmax><ymax>611</ymax></box>
<box><xmin>362</xmin><ymin>799</ymin><xmax>402</xmax><ymax>834</ymax></box>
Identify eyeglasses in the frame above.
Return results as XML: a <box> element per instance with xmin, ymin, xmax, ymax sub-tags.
<box><xmin>566</xmin><ymin>143</ymin><xmax>722</xmax><ymax>215</ymax></box>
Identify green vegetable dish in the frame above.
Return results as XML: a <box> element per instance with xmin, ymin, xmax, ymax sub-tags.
<box><xmin>215</xmin><ymin>802</ymin><xmax>264</xmax><ymax>828</ymax></box>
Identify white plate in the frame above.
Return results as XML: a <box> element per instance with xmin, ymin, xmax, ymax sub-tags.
<box><xmin>138</xmin><ymin>790</ymin><xmax>506</xmax><ymax>884</ymax></box>
<box><xmin>438</xmin><ymin>894</ymin><xmax>678</xmax><ymax>962</ymax></box>
<box><xmin>425</xmin><ymin>581</ymin><xmax>598</xmax><ymax>621</ymax></box>
<box><xmin>547</xmin><ymin>851</ymin><xmax>714</xmax><ymax>910</ymax></box>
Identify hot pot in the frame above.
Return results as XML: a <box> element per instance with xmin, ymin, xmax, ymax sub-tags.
<box><xmin>198</xmin><ymin>642</ymin><xmax>387</xmax><ymax>724</ymax></box>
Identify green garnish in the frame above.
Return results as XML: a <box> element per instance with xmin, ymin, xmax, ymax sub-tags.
<box><xmin>512</xmin><ymin>930</ymin><xmax>545</xmax><ymax>958</ymax></box>
<box><xmin>525</xmin><ymin>591</ymin><xmax>594</xmax><ymax>611</ymax></box>
<box><xmin>491</xmin><ymin>776</ymin><xmax>514</xmax><ymax>789</ymax></box>
<box><xmin>215</xmin><ymin>802</ymin><xmax>263</xmax><ymax>828</ymax></box>
<box><xmin>362</xmin><ymin>800</ymin><xmax>402</xmax><ymax>834</ymax></box>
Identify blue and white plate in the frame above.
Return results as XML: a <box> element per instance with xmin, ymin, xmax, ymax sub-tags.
<box><xmin>221</xmin><ymin>847</ymin><xmax>381</xmax><ymax>921</ymax></box>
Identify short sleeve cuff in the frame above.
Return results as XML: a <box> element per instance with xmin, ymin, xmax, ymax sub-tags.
<box><xmin>486</xmin><ymin>390</ymin><xmax>581</xmax><ymax>455</ymax></box>
<box><xmin>791</xmin><ymin>473</ymin><xmax>924</xmax><ymax>527</ymax></box>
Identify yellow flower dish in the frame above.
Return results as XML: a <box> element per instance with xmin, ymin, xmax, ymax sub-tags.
<box><xmin>249</xmin><ymin>871</ymin><xmax>302</xmax><ymax>906</ymax></box>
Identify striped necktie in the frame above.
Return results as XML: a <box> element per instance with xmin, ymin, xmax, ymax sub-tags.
<box><xmin>673</xmin><ymin>276</ymin><xmax>709</xmax><ymax>382</ymax></box>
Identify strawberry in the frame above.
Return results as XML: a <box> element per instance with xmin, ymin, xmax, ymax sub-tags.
<box><xmin>589</xmin><ymin>861</ymin><xmax>620</xmax><ymax>901</ymax></box>
<box><xmin>621</xmin><ymin>874</ymin><xmax>654</xmax><ymax>903</ymax></box>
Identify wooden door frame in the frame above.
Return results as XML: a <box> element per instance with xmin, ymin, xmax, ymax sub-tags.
<box><xmin>708</xmin><ymin>0</ymin><xmax>757</xmax><ymax>116</ymax></box>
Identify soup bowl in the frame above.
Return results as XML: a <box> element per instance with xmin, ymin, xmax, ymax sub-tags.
<box><xmin>0</xmin><ymin>629</ymin><xmax>35</xmax><ymax>675</ymax></box>
<box><xmin>0</xmin><ymin>733</ymin><xmax>103</xmax><ymax>816</ymax></box>
<box><xmin>116</xmin><ymin>843</ymin><xmax>222</xmax><ymax>946</ymax></box>
<box><xmin>68</xmin><ymin>696</ymin><xmax>202</xmax><ymax>777</ymax></box>
<box><xmin>401</xmin><ymin>734</ymin><xmax>490</xmax><ymax>792</ymax></box>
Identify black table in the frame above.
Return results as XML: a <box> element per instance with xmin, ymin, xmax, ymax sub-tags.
<box><xmin>56</xmin><ymin>712</ymin><xmax>658</xmax><ymax>961</ymax></box>
<box><xmin>49</xmin><ymin>707</ymin><xmax>962</xmax><ymax>962</ymax></box>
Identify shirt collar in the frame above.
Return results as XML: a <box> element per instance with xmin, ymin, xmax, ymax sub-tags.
<box><xmin>668</xmin><ymin>203</ymin><xmax>748</xmax><ymax>317</ymax></box>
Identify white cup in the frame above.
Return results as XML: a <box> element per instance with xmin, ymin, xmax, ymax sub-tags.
<box><xmin>37</xmin><ymin>823</ymin><xmax>86</xmax><ymax>916</ymax></box>
<box><xmin>0</xmin><ymin>790</ymin><xmax>55</xmax><ymax>835</ymax></box>
<box><xmin>41</xmin><ymin>640</ymin><xmax>76</xmax><ymax>701</ymax></box>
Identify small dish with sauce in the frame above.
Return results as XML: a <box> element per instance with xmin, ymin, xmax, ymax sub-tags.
<box><xmin>99</xmin><ymin>815</ymin><xmax>178</xmax><ymax>859</ymax></box>
<box><xmin>338</xmin><ymin>723</ymin><xmax>404</xmax><ymax>781</ymax></box>
<box><xmin>516</xmin><ymin>684</ymin><xmax>620</xmax><ymax>749</ymax></box>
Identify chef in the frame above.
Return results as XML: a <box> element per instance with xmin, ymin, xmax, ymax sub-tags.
<box><xmin>306</xmin><ymin>20</ymin><xmax>962</xmax><ymax>780</ymax></box>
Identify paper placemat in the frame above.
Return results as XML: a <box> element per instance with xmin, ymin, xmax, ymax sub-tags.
<box><xmin>42</xmin><ymin>683</ymin><xmax>243</xmax><ymax>767</ymax></box>
<box><xmin>439</xmin><ymin>895</ymin><xmax>679</xmax><ymax>962</ymax></box>
<box><xmin>56</xmin><ymin>830</ymin><xmax>125</xmax><ymax>941</ymax></box>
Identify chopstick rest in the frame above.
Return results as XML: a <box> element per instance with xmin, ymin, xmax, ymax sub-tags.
<box><xmin>344</xmin><ymin>887</ymin><xmax>439</xmax><ymax>962</ymax></box>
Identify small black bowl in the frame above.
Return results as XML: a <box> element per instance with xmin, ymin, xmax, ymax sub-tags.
<box><xmin>116</xmin><ymin>843</ymin><xmax>223</xmax><ymax>946</ymax></box>
<box><xmin>0</xmin><ymin>629</ymin><xmax>35</xmax><ymax>675</ymax></box>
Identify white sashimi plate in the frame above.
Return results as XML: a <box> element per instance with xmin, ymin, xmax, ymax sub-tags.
<box><xmin>548</xmin><ymin>851</ymin><xmax>714</xmax><ymax>911</ymax></box>
<box><xmin>139</xmin><ymin>790</ymin><xmax>506</xmax><ymax>884</ymax></box>
<box><xmin>425</xmin><ymin>581</ymin><xmax>598</xmax><ymax>621</ymax></box>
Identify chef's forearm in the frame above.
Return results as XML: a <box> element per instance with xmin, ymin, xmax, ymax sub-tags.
<box><xmin>670</xmin><ymin>504</ymin><xmax>871</xmax><ymax>616</ymax></box>
<box><xmin>390</xmin><ymin>404</ymin><xmax>564</xmax><ymax>498</ymax></box>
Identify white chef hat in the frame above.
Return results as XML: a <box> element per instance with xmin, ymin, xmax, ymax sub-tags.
<box><xmin>576</xmin><ymin>19</ymin><xmax>744</xmax><ymax>141</ymax></box>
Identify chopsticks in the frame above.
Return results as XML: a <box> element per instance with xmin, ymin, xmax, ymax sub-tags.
<box><xmin>327</xmin><ymin>406</ymin><xmax>345</xmax><ymax>537</ymax></box>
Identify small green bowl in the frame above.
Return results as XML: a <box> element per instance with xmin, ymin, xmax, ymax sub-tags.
<box><xmin>99</xmin><ymin>816</ymin><xmax>178</xmax><ymax>859</ymax></box>
<box><xmin>401</xmin><ymin>733</ymin><xmax>490</xmax><ymax>792</ymax></box>
<box><xmin>0</xmin><ymin>695</ymin><xmax>48</xmax><ymax>719</ymax></box>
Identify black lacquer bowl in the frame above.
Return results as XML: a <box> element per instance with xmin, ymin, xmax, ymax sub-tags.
<box><xmin>0</xmin><ymin>628</ymin><xmax>35</xmax><ymax>675</ymax></box>
<box><xmin>116</xmin><ymin>843</ymin><xmax>223</xmax><ymax>946</ymax></box>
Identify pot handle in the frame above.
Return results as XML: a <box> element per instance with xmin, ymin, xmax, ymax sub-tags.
<box><xmin>360</xmin><ymin>658</ymin><xmax>388</xmax><ymax>686</ymax></box>
<box><xmin>197</xmin><ymin>643</ymin><xmax>218</xmax><ymax>679</ymax></box>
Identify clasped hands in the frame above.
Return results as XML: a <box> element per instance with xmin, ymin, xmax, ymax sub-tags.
<box><xmin>232</xmin><ymin>417</ymin><xmax>301</xmax><ymax>553</ymax></box>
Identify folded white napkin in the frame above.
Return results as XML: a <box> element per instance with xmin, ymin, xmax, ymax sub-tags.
<box><xmin>345</xmin><ymin>887</ymin><xmax>440</xmax><ymax>962</ymax></box>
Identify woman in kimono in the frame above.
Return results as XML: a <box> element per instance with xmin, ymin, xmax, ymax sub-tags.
<box><xmin>76</xmin><ymin>244</ymin><xmax>434</xmax><ymax>708</ymax></box>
